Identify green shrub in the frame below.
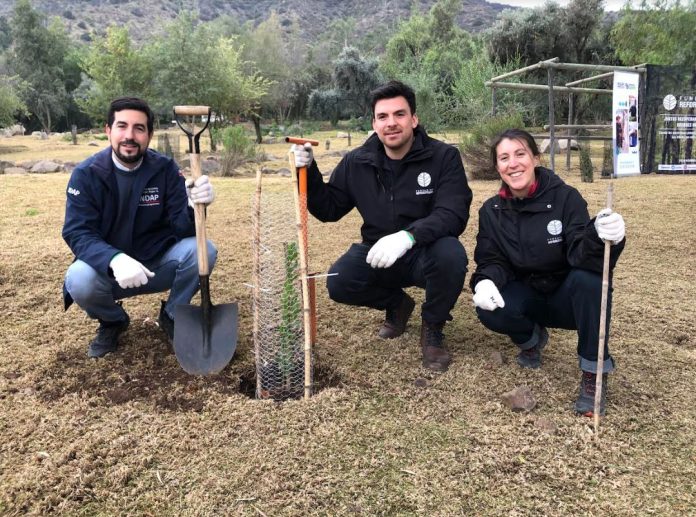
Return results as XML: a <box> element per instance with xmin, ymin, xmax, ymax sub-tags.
<box><xmin>459</xmin><ymin>112</ymin><xmax>525</xmax><ymax>180</ymax></box>
<box><xmin>215</xmin><ymin>125</ymin><xmax>258</xmax><ymax>176</ymax></box>
<box><xmin>579</xmin><ymin>144</ymin><xmax>594</xmax><ymax>183</ymax></box>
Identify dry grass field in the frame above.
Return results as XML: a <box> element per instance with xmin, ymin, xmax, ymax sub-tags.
<box><xmin>1</xmin><ymin>132</ymin><xmax>695</xmax><ymax>515</ymax></box>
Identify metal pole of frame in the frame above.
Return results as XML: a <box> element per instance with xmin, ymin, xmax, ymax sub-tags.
<box><xmin>548</xmin><ymin>67</ymin><xmax>556</xmax><ymax>171</ymax></box>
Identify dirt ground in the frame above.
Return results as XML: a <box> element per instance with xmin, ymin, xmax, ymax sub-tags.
<box><xmin>1</xmin><ymin>133</ymin><xmax>695</xmax><ymax>515</ymax></box>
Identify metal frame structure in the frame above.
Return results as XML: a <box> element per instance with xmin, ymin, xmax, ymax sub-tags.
<box><xmin>486</xmin><ymin>57</ymin><xmax>646</xmax><ymax>171</ymax></box>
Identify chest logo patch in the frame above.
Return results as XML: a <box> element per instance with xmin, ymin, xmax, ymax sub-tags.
<box><xmin>417</xmin><ymin>172</ymin><xmax>431</xmax><ymax>187</ymax></box>
<box><xmin>547</xmin><ymin>220</ymin><xmax>563</xmax><ymax>236</ymax></box>
<box><xmin>139</xmin><ymin>186</ymin><xmax>161</xmax><ymax>207</ymax></box>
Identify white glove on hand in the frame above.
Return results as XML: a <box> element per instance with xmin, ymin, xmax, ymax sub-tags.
<box><xmin>109</xmin><ymin>253</ymin><xmax>155</xmax><ymax>289</ymax></box>
<box><xmin>366</xmin><ymin>231</ymin><xmax>414</xmax><ymax>268</ymax></box>
<box><xmin>473</xmin><ymin>279</ymin><xmax>505</xmax><ymax>311</ymax></box>
<box><xmin>186</xmin><ymin>175</ymin><xmax>215</xmax><ymax>207</ymax></box>
<box><xmin>594</xmin><ymin>208</ymin><xmax>625</xmax><ymax>244</ymax></box>
<box><xmin>291</xmin><ymin>143</ymin><xmax>314</xmax><ymax>168</ymax></box>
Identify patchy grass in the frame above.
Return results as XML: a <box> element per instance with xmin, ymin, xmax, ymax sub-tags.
<box><xmin>0</xmin><ymin>139</ymin><xmax>695</xmax><ymax>515</ymax></box>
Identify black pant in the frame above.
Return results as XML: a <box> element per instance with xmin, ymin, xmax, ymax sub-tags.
<box><xmin>475</xmin><ymin>268</ymin><xmax>615</xmax><ymax>373</ymax></box>
<box><xmin>327</xmin><ymin>237</ymin><xmax>468</xmax><ymax>324</ymax></box>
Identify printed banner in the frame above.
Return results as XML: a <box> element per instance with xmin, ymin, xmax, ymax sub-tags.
<box><xmin>613</xmin><ymin>71</ymin><xmax>641</xmax><ymax>176</ymax></box>
<box><xmin>657</xmin><ymin>93</ymin><xmax>696</xmax><ymax>172</ymax></box>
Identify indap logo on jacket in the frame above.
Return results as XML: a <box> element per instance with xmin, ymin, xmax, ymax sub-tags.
<box><xmin>139</xmin><ymin>187</ymin><xmax>161</xmax><ymax>207</ymax></box>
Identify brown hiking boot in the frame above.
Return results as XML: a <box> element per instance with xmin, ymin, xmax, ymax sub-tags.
<box><xmin>420</xmin><ymin>320</ymin><xmax>451</xmax><ymax>372</ymax></box>
<box><xmin>378</xmin><ymin>293</ymin><xmax>415</xmax><ymax>339</ymax></box>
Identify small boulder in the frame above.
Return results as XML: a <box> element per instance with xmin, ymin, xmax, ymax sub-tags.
<box><xmin>486</xmin><ymin>350</ymin><xmax>505</xmax><ymax>369</ymax></box>
<box><xmin>336</xmin><ymin>132</ymin><xmax>350</xmax><ymax>138</ymax></box>
<box><xmin>4</xmin><ymin>166</ymin><xmax>28</xmax><ymax>175</ymax></box>
<box><xmin>540</xmin><ymin>138</ymin><xmax>579</xmax><ymax>154</ymax></box>
<box><xmin>31</xmin><ymin>160</ymin><xmax>63</xmax><ymax>173</ymax></box>
<box><xmin>277</xmin><ymin>168</ymin><xmax>291</xmax><ymax>177</ymax></box>
<box><xmin>501</xmin><ymin>385</ymin><xmax>536</xmax><ymax>412</ymax></box>
<box><xmin>534</xmin><ymin>416</ymin><xmax>558</xmax><ymax>435</ymax></box>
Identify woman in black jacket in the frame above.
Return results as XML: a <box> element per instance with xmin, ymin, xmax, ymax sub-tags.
<box><xmin>470</xmin><ymin>129</ymin><xmax>626</xmax><ymax>416</ymax></box>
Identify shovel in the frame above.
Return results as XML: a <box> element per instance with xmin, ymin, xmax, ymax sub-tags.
<box><xmin>172</xmin><ymin>105</ymin><xmax>238</xmax><ymax>375</ymax></box>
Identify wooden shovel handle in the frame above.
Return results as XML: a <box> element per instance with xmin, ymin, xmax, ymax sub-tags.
<box><xmin>174</xmin><ymin>105</ymin><xmax>211</xmax><ymax>116</ymax></box>
<box><xmin>285</xmin><ymin>137</ymin><xmax>319</xmax><ymax>146</ymax></box>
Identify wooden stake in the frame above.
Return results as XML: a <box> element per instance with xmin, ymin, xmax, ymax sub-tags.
<box><xmin>253</xmin><ymin>169</ymin><xmax>262</xmax><ymax>397</ymax></box>
<box><xmin>594</xmin><ymin>183</ymin><xmax>613</xmax><ymax>436</ymax></box>
<box><xmin>288</xmin><ymin>151</ymin><xmax>313</xmax><ymax>400</ymax></box>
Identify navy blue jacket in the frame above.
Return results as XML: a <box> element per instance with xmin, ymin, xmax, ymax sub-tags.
<box><xmin>306</xmin><ymin>126</ymin><xmax>472</xmax><ymax>245</ymax></box>
<box><xmin>62</xmin><ymin>147</ymin><xmax>194</xmax><ymax>308</ymax></box>
<box><xmin>470</xmin><ymin>167</ymin><xmax>625</xmax><ymax>294</ymax></box>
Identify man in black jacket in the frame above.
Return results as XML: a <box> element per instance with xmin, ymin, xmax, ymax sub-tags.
<box><xmin>291</xmin><ymin>81</ymin><xmax>472</xmax><ymax>372</ymax></box>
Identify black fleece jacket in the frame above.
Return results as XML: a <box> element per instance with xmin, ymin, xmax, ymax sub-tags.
<box><xmin>305</xmin><ymin>126</ymin><xmax>472</xmax><ymax>246</ymax></box>
<box><xmin>470</xmin><ymin>167</ymin><xmax>625</xmax><ymax>294</ymax></box>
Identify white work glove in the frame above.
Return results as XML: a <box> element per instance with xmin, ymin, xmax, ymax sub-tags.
<box><xmin>291</xmin><ymin>143</ymin><xmax>314</xmax><ymax>168</ymax></box>
<box><xmin>186</xmin><ymin>175</ymin><xmax>215</xmax><ymax>207</ymax></box>
<box><xmin>109</xmin><ymin>253</ymin><xmax>155</xmax><ymax>289</ymax></box>
<box><xmin>473</xmin><ymin>279</ymin><xmax>505</xmax><ymax>311</ymax></box>
<box><xmin>594</xmin><ymin>208</ymin><xmax>625</xmax><ymax>244</ymax></box>
<box><xmin>366</xmin><ymin>231</ymin><xmax>414</xmax><ymax>268</ymax></box>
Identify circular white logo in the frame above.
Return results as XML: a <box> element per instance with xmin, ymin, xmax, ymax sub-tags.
<box><xmin>663</xmin><ymin>94</ymin><xmax>677</xmax><ymax>111</ymax></box>
<box><xmin>417</xmin><ymin>172</ymin><xmax>431</xmax><ymax>187</ymax></box>
<box><xmin>547</xmin><ymin>220</ymin><xmax>562</xmax><ymax>236</ymax></box>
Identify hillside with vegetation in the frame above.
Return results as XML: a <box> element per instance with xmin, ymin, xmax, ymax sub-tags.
<box><xmin>0</xmin><ymin>0</ymin><xmax>508</xmax><ymax>44</ymax></box>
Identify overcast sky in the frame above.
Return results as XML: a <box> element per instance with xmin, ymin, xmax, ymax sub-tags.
<box><xmin>486</xmin><ymin>0</ymin><xmax>636</xmax><ymax>10</ymax></box>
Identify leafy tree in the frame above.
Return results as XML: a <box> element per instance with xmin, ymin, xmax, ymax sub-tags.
<box><xmin>306</xmin><ymin>46</ymin><xmax>381</xmax><ymax>127</ymax></box>
<box><xmin>332</xmin><ymin>46</ymin><xmax>381</xmax><ymax>120</ymax></box>
<box><xmin>0</xmin><ymin>16</ymin><xmax>11</xmax><ymax>51</ymax></box>
<box><xmin>307</xmin><ymin>88</ymin><xmax>342</xmax><ymax>127</ymax></box>
<box><xmin>0</xmin><ymin>75</ymin><xmax>26</xmax><ymax>126</ymax></box>
<box><xmin>7</xmin><ymin>0</ymin><xmax>74</xmax><ymax>132</ymax></box>
<box><xmin>380</xmin><ymin>0</ymin><xmax>475</xmax><ymax>129</ymax></box>
<box><xmin>449</xmin><ymin>43</ymin><xmax>526</xmax><ymax>128</ymax></box>
<box><xmin>485</xmin><ymin>0</ymin><xmax>608</xmax><ymax>65</ymax></box>
<box><xmin>147</xmin><ymin>12</ymin><xmax>270</xmax><ymax>142</ymax></box>
<box><xmin>611</xmin><ymin>0</ymin><xmax>696</xmax><ymax>67</ymax></box>
<box><xmin>236</xmin><ymin>11</ymin><xmax>308</xmax><ymax>140</ymax></box>
<box><xmin>77</xmin><ymin>26</ymin><xmax>154</xmax><ymax>124</ymax></box>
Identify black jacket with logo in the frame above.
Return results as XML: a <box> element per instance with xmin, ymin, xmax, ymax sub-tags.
<box><xmin>306</xmin><ymin>126</ymin><xmax>472</xmax><ymax>245</ymax></box>
<box><xmin>470</xmin><ymin>167</ymin><xmax>625</xmax><ymax>293</ymax></box>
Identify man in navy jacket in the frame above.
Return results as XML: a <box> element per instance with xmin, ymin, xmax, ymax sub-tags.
<box><xmin>62</xmin><ymin>97</ymin><xmax>216</xmax><ymax>358</ymax></box>
<box><xmin>291</xmin><ymin>81</ymin><xmax>472</xmax><ymax>372</ymax></box>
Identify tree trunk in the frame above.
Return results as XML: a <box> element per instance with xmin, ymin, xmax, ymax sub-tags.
<box><xmin>252</xmin><ymin>114</ymin><xmax>262</xmax><ymax>144</ymax></box>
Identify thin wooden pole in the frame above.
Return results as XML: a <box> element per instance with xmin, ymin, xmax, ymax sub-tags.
<box><xmin>484</xmin><ymin>82</ymin><xmax>611</xmax><ymax>95</ymax></box>
<box><xmin>491</xmin><ymin>86</ymin><xmax>497</xmax><ymax>116</ymax></box>
<box><xmin>253</xmin><ymin>169</ymin><xmax>262</xmax><ymax>397</ymax></box>
<box><xmin>594</xmin><ymin>183</ymin><xmax>613</xmax><ymax>436</ymax></box>
<box><xmin>548</xmin><ymin>67</ymin><xmax>556</xmax><ymax>172</ymax></box>
<box><xmin>288</xmin><ymin>151</ymin><xmax>313</xmax><ymax>400</ymax></box>
<box><xmin>566</xmin><ymin>93</ymin><xmax>574</xmax><ymax>171</ymax></box>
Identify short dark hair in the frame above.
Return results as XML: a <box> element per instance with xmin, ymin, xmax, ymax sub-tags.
<box><xmin>369</xmin><ymin>80</ymin><xmax>417</xmax><ymax>117</ymax></box>
<box><xmin>490</xmin><ymin>128</ymin><xmax>540</xmax><ymax>169</ymax></box>
<box><xmin>107</xmin><ymin>97</ymin><xmax>154</xmax><ymax>134</ymax></box>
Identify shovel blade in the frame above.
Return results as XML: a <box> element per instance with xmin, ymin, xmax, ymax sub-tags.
<box><xmin>173</xmin><ymin>302</ymin><xmax>238</xmax><ymax>375</ymax></box>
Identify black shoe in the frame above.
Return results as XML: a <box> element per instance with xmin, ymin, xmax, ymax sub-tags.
<box><xmin>158</xmin><ymin>301</ymin><xmax>175</xmax><ymax>342</ymax></box>
<box><xmin>88</xmin><ymin>315</ymin><xmax>130</xmax><ymax>358</ymax></box>
<box><xmin>575</xmin><ymin>370</ymin><xmax>608</xmax><ymax>417</ymax></box>
<box><xmin>516</xmin><ymin>326</ymin><xmax>548</xmax><ymax>369</ymax></box>
<box><xmin>379</xmin><ymin>293</ymin><xmax>416</xmax><ymax>339</ymax></box>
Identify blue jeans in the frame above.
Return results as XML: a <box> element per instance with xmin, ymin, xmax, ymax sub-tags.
<box><xmin>475</xmin><ymin>268</ymin><xmax>615</xmax><ymax>374</ymax></box>
<box><xmin>64</xmin><ymin>237</ymin><xmax>217</xmax><ymax>323</ymax></box>
<box><xmin>326</xmin><ymin>237</ymin><xmax>468</xmax><ymax>324</ymax></box>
